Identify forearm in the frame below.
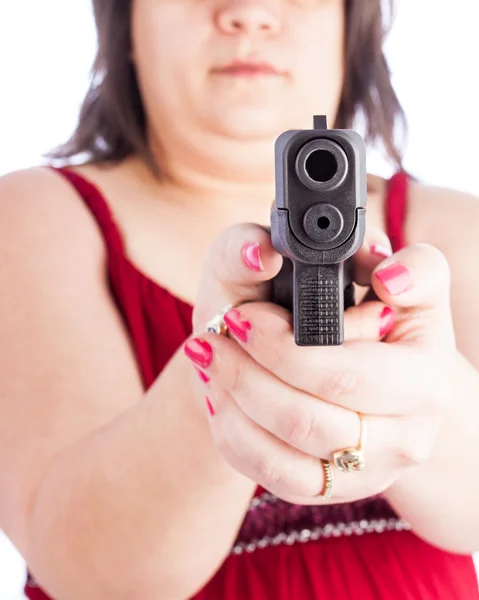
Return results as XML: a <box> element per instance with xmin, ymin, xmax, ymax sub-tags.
<box><xmin>26</xmin><ymin>350</ymin><xmax>255</xmax><ymax>600</ymax></box>
<box><xmin>385</xmin><ymin>351</ymin><xmax>479</xmax><ymax>554</ymax></box>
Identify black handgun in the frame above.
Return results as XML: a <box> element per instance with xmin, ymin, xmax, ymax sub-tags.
<box><xmin>271</xmin><ymin>115</ymin><xmax>367</xmax><ymax>346</ymax></box>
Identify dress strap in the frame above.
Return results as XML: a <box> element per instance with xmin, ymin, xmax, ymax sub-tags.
<box><xmin>47</xmin><ymin>165</ymin><xmax>158</xmax><ymax>387</ymax></box>
<box><xmin>385</xmin><ymin>171</ymin><xmax>409</xmax><ymax>252</ymax></box>
<box><xmin>49</xmin><ymin>166</ymin><xmax>126</xmax><ymax>255</ymax></box>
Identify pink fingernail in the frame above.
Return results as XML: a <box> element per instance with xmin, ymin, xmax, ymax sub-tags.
<box><xmin>371</xmin><ymin>244</ymin><xmax>392</xmax><ymax>258</ymax></box>
<box><xmin>242</xmin><ymin>242</ymin><xmax>264</xmax><ymax>272</ymax></box>
<box><xmin>379</xmin><ymin>306</ymin><xmax>395</xmax><ymax>338</ymax></box>
<box><xmin>206</xmin><ymin>397</ymin><xmax>215</xmax><ymax>416</ymax></box>
<box><xmin>184</xmin><ymin>338</ymin><xmax>213</xmax><ymax>369</ymax></box>
<box><xmin>195</xmin><ymin>367</ymin><xmax>210</xmax><ymax>383</ymax></box>
<box><xmin>375</xmin><ymin>264</ymin><xmax>413</xmax><ymax>295</ymax></box>
<box><xmin>224</xmin><ymin>309</ymin><xmax>252</xmax><ymax>343</ymax></box>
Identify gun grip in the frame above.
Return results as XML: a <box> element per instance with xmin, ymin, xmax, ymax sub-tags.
<box><xmin>272</xmin><ymin>259</ymin><xmax>355</xmax><ymax>346</ymax></box>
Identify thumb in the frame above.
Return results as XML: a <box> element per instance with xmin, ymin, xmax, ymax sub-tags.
<box><xmin>193</xmin><ymin>223</ymin><xmax>283</xmax><ymax>333</ymax></box>
<box><xmin>370</xmin><ymin>243</ymin><xmax>455</xmax><ymax>347</ymax></box>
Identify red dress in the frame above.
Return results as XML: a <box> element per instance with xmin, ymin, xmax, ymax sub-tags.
<box><xmin>25</xmin><ymin>168</ymin><xmax>478</xmax><ymax>599</ymax></box>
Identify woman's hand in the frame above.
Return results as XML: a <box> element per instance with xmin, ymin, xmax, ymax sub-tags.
<box><xmin>185</xmin><ymin>224</ymin><xmax>456</xmax><ymax>506</ymax></box>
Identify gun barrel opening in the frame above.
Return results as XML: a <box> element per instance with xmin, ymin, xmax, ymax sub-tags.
<box><xmin>295</xmin><ymin>139</ymin><xmax>348</xmax><ymax>192</ymax></box>
<box><xmin>305</xmin><ymin>149</ymin><xmax>338</xmax><ymax>183</ymax></box>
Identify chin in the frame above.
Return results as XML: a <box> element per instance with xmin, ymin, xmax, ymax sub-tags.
<box><xmin>197</xmin><ymin>109</ymin><xmax>281</xmax><ymax>180</ymax></box>
<box><xmin>206</xmin><ymin>102</ymin><xmax>324</xmax><ymax>143</ymax></box>
<box><xmin>207</xmin><ymin>109</ymin><xmax>286</xmax><ymax>140</ymax></box>
<box><xmin>203</xmin><ymin>87</ymin><xmax>309</xmax><ymax>139</ymax></box>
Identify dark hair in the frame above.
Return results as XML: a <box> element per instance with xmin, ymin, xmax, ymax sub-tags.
<box><xmin>49</xmin><ymin>0</ymin><xmax>407</xmax><ymax>173</ymax></box>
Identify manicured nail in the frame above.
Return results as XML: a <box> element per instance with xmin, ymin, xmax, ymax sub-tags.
<box><xmin>224</xmin><ymin>309</ymin><xmax>252</xmax><ymax>343</ymax></box>
<box><xmin>195</xmin><ymin>367</ymin><xmax>210</xmax><ymax>383</ymax></box>
<box><xmin>184</xmin><ymin>338</ymin><xmax>213</xmax><ymax>369</ymax></box>
<box><xmin>206</xmin><ymin>397</ymin><xmax>215</xmax><ymax>416</ymax></box>
<box><xmin>375</xmin><ymin>264</ymin><xmax>412</xmax><ymax>295</ymax></box>
<box><xmin>379</xmin><ymin>306</ymin><xmax>395</xmax><ymax>338</ymax></box>
<box><xmin>370</xmin><ymin>244</ymin><xmax>392</xmax><ymax>258</ymax></box>
<box><xmin>242</xmin><ymin>242</ymin><xmax>264</xmax><ymax>272</ymax></box>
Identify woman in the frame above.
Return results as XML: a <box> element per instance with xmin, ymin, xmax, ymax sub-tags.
<box><xmin>0</xmin><ymin>0</ymin><xmax>478</xmax><ymax>599</ymax></box>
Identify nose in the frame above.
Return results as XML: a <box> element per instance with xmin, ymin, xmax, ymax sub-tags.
<box><xmin>216</xmin><ymin>2</ymin><xmax>281</xmax><ymax>36</ymax></box>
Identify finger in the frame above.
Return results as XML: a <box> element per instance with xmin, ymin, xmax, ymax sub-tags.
<box><xmin>344</xmin><ymin>301</ymin><xmax>396</xmax><ymax>341</ymax></box>
<box><xmin>371</xmin><ymin>243</ymin><xmax>454</xmax><ymax>346</ymax></box>
<box><xmin>352</xmin><ymin>227</ymin><xmax>393</xmax><ymax>287</ymax></box>
<box><xmin>199</xmin><ymin>341</ymin><xmax>398</xmax><ymax>505</ymax></box>
<box><xmin>206</xmin><ymin>384</ymin><xmax>329</xmax><ymax>500</ymax></box>
<box><xmin>184</xmin><ymin>330</ymin><xmax>400</xmax><ymax>473</ymax></box>
<box><xmin>200</xmin><ymin>329</ymin><xmax>359</xmax><ymax>458</ymax></box>
<box><xmin>206</xmin><ymin>378</ymin><xmax>403</xmax><ymax>505</ymax></box>
<box><xmin>221</xmin><ymin>298</ymin><xmax>395</xmax><ymax>344</ymax></box>
<box><xmin>193</xmin><ymin>224</ymin><xmax>283</xmax><ymax>332</ymax></box>
<box><xmin>211</xmin><ymin>399</ymin><xmax>398</xmax><ymax>506</ymax></box>
<box><xmin>218</xmin><ymin>303</ymin><xmax>437</xmax><ymax>415</ymax></box>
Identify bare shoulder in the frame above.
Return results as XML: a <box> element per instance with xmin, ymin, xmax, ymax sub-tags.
<box><xmin>0</xmin><ymin>166</ymin><xmax>105</xmax><ymax>268</ymax></box>
<box><xmin>406</xmin><ymin>179</ymin><xmax>479</xmax><ymax>253</ymax></box>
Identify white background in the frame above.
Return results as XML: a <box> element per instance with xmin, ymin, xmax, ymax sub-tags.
<box><xmin>0</xmin><ymin>1</ymin><xmax>478</xmax><ymax>598</ymax></box>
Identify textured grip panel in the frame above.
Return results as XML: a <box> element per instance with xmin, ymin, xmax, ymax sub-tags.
<box><xmin>294</xmin><ymin>263</ymin><xmax>344</xmax><ymax>346</ymax></box>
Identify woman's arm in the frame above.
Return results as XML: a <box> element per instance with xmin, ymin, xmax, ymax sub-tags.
<box><xmin>384</xmin><ymin>184</ymin><xmax>479</xmax><ymax>554</ymax></box>
<box><xmin>27</xmin><ymin>349</ymin><xmax>254</xmax><ymax>600</ymax></box>
<box><xmin>385</xmin><ymin>352</ymin><xmax>479</xmax><ymax>554</ymax></box>
<box><xmin>0</xmin><ymin>168</ymin><xmax>254</xmax><ymax>600</ymax></box>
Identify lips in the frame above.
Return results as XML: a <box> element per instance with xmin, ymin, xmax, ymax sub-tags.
<box><xmin>213</xmin><ymin>60</ymin><xmax>283</xmax><ymax>76</ymax></box>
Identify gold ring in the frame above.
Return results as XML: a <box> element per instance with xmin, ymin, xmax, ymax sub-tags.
<box><xmin>205</xmin><ymin>301</ymin><xmax>252</xmax><ymax>336</ymax></box>
<box><xmin>317</xmin><ymin>459</ymin><xmax>333</xmax><ymax>499</ymax></box>
<box><xmin>205</xmin><ymin>304</ymin><xmax>233</xmax><ymax>335</ymax></box>
<box><xmin>332</xmin><ymin>412</ymin><xmax>367</xmax><ymax>473</ymax></box>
